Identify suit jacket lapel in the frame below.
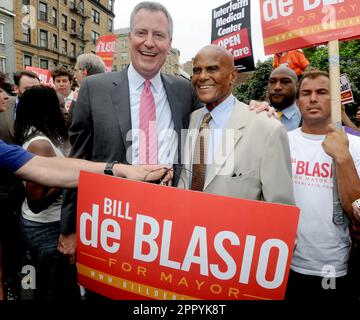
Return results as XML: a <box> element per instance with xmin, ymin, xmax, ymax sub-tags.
<box><xmin>162</xmin><ymin>74</ymin><xmax>185</xmax><ymax>184</ymax></box>
<box><xmin>204</xmin><ymin>101</ymin><xmax>251</xmax><ymax>189</ymax></box>
<box><xmin>162</xmin><ymin>74</ymin><xmax>183</xmax><ymax>134</ymax></box>
<box><xmin>110</xmin><ymin>69</ymin><xmax>132</xmax><ymax>162</ymax></box>
<box><xmin>181</xmin><ymin>109</ymin><xmax>203</xmax><ymax>188</ymax></box>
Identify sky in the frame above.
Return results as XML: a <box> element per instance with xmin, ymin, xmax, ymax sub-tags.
<box><xmin>113</xmin><ymin>0</ymin><xmax>267</xmax><ymax>64</ymax></box>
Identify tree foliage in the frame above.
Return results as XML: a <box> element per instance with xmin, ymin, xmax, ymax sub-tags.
<box><xmin>233</xmin><ymin>59</ymin><xmax>273</xmax><ymax>104</ymax></box>
<box><xmin>303</xmin><ymin>40</ymin><xmax>360</xmax><ymax>118</ymax></box>
<box><xmin>234</xmin><ymin>40</ymin><xmax>360</xmax><ymax>120</ymax></box>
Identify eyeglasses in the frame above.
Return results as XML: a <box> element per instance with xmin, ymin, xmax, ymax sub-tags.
<box><xmin>74</xmin><ymin>68</ymin><xmax>83</xmax><ymax>72</ymax></box>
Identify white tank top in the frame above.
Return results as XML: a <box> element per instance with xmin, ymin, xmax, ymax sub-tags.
<box><xmin>22</xmin><ymin>133</ymin><xmax>65</xmax><ymax>223</ymax></box>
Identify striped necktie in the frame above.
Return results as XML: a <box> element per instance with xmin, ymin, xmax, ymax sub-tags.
<box><xmin>191</xmin><ymin>113</ymin><xmax>212</xmax><ymax>191</ymax></box>
<box><xmin>139</xmin><ymin>80</ymin><xmax>158</xmax><ymax>164</ymax></box>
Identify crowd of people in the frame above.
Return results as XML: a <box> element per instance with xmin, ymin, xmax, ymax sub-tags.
<box><xmin>1</xmin><ymin>0</ymin><xmax>360</xmax><ymax>301</ymax></box>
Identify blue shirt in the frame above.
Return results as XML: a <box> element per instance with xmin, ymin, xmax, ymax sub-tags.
<box><xmin>276</xmin><ymin>103</ymin><xmax>302</xmax><ymax>131</ymax></box>
<box><xmin>0</xmin><ymin>139</ymin><xmax>34</xmax><ymax>172</ymax></box>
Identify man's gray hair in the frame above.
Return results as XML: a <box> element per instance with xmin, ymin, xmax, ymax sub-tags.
<box><xmin>76</xmin><ymin>53</ymin><xmax>106</xmax><ymax>76</ymax></box>
<box><xmin>130</xmin><ymin>1</ymin><xmax>173</xmax><ymax>38</ymax></box>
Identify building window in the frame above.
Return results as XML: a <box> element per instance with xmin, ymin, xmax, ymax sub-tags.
<box><xmin>108</xmin><ymin>19</ymin><xmax>113</xmax><ymax>32</ymax></box>
<box><xmin>40</xmin><ymin>58</ymin><xmax>48</xmax><ymax>69</ymax></box>
<box><xmin>71</xmin><ymin>19</ymin><xmax>76</xmax><ymax>33</ymax></box>
<box><xmin>91</xmin><ymin>30</ymin><xmax>99</xmax><ymax>45</ymax></box>
<box><xmin>39</xmin><ymin>2</ymin><xmax>47</xmax><ymax>21</ymax></box>
<box><xmin>52</xmin><ymin>8</ymin><xmax>57</xmax><ymax>26</ymax></box>
<box><xmin>62</xmin><ymin>39</ymin><xmax>67</xmax><ymax>55</ymax></box>
<box><xmin>92</xmin><ymin>9</ymin><xmax>100</xmax><ymax>24</ymax></box>
<box><xmin>23</xmin><ymin>0</ymin><xmax>30</xmax><ymax>5</ymax></box>
<box><xmin>121</xmin><ymin>53</ymin><xmax>128</xmax><ymax>61</ymax></box>
<box><xmin>70</xmin><ymin>43</ymin><xmax>76</xmax><ymax>58</ymax></box>
<box><xmin>79</xmin><ymin>0</ymin><xmax>84</xmax><ymax>15</ymax></box>
<box><xmin>120</xmin><ymin>40</ymin><xmax>128</xmax><ymax>48</ymax></box>
<box><xmin>79</xmin><ymin>23</ymin><xmax>84</xmax><ymax>39</ymax></box>
<box><xmin>79</xmin><ymin>46</ymin><xmax>84</xmax><ymax>55</ymax></box>
<box><xmin>39</xmin><ymin>30</ymin><xmax>48</xmax><ymax>48</ymax></box>
<box><xmin>62</xmin><ymin>15</ymin><xmax>67</xmax><ymax>31</ymax></box>
<box><xmin>23</xmin><ymin>27</ymin><xmax>31</xmax><ymax>43</ymax></box>
<box><xmin>109</xmin><ymin>0</ymin><xmax>114</xmax><ymax>11</ymax></box>
<box><xmin>0</xmin><ymin>57</ymin><xmax>6</xmax><ymax>73</ymax></box>
<box><xmin>24</xmin><ymin>55</ymin><xmax>32</xmax><ymax>68</ymax></box>
<box><xmin>62</xmin><ymin>0</ymin><xmax>67</xmax><ymax>5</ymax></box>
<box><xmin>0</xmin><ymin>23</ymin><xmax>4</xmax><ymax>44</ymax></box>
<box><xmin>53</xmin><ymin>34</ymin><xmax>58</xmax><ymax>50</ymax></box>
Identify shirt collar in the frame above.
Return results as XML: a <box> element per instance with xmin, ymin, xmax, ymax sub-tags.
<box><xmin>65</xmin><ymin>91</ymin><xmax>74</xmax><ymax>101</ymax></box>
<box><xmin>202</xmin><ymin>94</ymin><xmax>236</xmax><ymax>128</ymax></box>
<box><xmin>279</xmin><ymin>102</ymin><xmax>298</xmax><ymax>120</ymax></box>
<box><xmin>128</xmin><ymin>64</ymin><xmax>162</xmax><ymax>94</ymax></box>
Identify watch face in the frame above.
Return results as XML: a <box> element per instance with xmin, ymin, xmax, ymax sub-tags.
<box><xmin>105</xmin><ymin>162</ymin><xmax>114</xmax><ymax>175</ymax></box>
<box><xmin>105</xmin><ymin>161</ymin><xmax>119</xmax><ymax>175</ymax></box>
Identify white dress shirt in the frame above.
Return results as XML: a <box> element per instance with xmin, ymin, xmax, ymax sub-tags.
<box><xmin>128</xmin><ymin>64</ymin><xmax>177</xmax><ymax>165</ymax></box>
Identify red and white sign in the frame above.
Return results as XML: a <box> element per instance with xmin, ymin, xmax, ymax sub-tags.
<box><xmin>212</xmin><ymin>29</ymin><xmax>253</xmax><ymax>61</ymax></box>
<box><xmin>95</xmin><ymin>35</ymin><xmax>116</xmax><ymax>72</ymax></box>
<box><xmin>25</xmin><ymin>66</ymin><xmax>55</xmax><ymax>87</ymax></box>
<box><xmin>77</xmin><ymin>172</ymin><xmax>299</xmax><ymax>300</ymax></box>
<box><xmin>340</xmin><ymin>74</ymin><xmax>354</xmax><ymax>104</ymax></box>
<box><xmin>260</xmin><ymin>0</ymin><xmax>360</xmax><ymax>55</ymax></box>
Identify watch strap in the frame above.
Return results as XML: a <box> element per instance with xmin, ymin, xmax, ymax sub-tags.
<box><xmin>104</xmin><ymin>161</ymin><xmax>119</xmax><ymax>175</ymax></box>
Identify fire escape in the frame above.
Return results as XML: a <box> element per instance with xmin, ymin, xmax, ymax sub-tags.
<box><xmin>69</xmin><ymin>0</ymin><xmax>89</xmax><ymax>60</ymax></box>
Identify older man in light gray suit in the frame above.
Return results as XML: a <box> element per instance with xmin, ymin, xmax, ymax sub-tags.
<box><xmin>179</xmin><ymin>45</ymin><xmax>295</xmax><ymax>206</ymax></box>
<box><xmin>60</xmin><ymin>1</ymin><xmax>202</xmax><ymax>256</ymax></box>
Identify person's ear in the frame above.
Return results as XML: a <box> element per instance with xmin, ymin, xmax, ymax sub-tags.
<box><xmin>230</xmin><ymin>68</ymin><xmax>238</xmax><ymax>86</ymax></box>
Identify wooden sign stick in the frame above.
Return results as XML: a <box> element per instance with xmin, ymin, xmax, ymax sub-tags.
<box><xmin>328</xmin><ymin>40</ymin><xmax>342</xmax><ymax>128</ymax></box>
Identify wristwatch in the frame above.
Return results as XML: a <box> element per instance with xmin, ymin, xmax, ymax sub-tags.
<box><xmin>104</xmin><ymin>161</ymin><xmax>119</xmax><ymax>176</ymax></box>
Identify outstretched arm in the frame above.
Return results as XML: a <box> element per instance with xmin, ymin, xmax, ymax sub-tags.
<box><xmin>15</xmin><ymin>156</ymin><xmax>172</xmax><ymax>188</ymax></box>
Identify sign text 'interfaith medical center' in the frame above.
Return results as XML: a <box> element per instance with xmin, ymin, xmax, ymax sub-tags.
<box><xmin>212</xmin><ymin>0</ymin><xmax>255</xmax><ymax>72</ymax></box>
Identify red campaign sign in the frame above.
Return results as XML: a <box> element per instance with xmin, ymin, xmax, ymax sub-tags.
<box><xmin>76</xmin><ymin>172</ymin><xmax>299</xmax><ymax>300</ymax></box>
<box><xmin>95</xmin><ymin>35</ymin><xmax>116</xmax><ymax>72</ymax></box>
<box><xmin>340</xmin><ymin>74</ymin><xmax>354</xmax><ymax>104</ymax></box>
<box><xmin>260</xmin><ymin>0</ymin><xmax>360</xmax><ymax>55</ymax></box>
<box><xmin>212</xmin><ymin>29</ymin><xmax>253</xmax><ymax>61</ymax></box>
<box><xmin>25</xmin><ymin>66</ymin><xmax>55</xmax><ymax>87</ymax></box>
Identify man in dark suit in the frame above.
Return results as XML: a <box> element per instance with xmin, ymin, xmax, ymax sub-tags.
<box><xmin>60</xmin><ymin>1</ymin><xmax>201</xmax><ymax>256</ymax></box>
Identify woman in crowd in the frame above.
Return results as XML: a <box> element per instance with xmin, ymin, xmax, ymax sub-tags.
<box><xmin>14</xmin><ymin>85</ymin><xmax>78</xmax><ymax>300</ymax></box>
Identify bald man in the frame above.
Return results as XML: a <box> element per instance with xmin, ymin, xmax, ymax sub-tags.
<box><xmin>179</xmin><ymin>45</ymin><xmax>295</xmax><ymax>205</ymax></box>
<box><xmin>268</xmin><ymin>66</ymin><xmax>301</xmax><ymax>131</ymax></box>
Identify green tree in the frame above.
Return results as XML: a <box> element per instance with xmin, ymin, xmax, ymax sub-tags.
<box><xmin>304</xmin><ymin>40</ymin><xmax>360</xmax><ymax>120</ymax></box>
<box><xmin>233</xmin><ymin>59</ymin><xmax>273</xmax><ymax>104</ymax></box>
<box><xmin>234</xmin><ymin>40</ymin><xmax>360</xmax><ymax>124</ymax></box>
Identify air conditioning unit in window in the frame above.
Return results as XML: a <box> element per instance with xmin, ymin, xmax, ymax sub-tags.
<box><xmin>22</xmin><ymin>5</ymin><xmax>30</xmax><ymax>14</ymax></box>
